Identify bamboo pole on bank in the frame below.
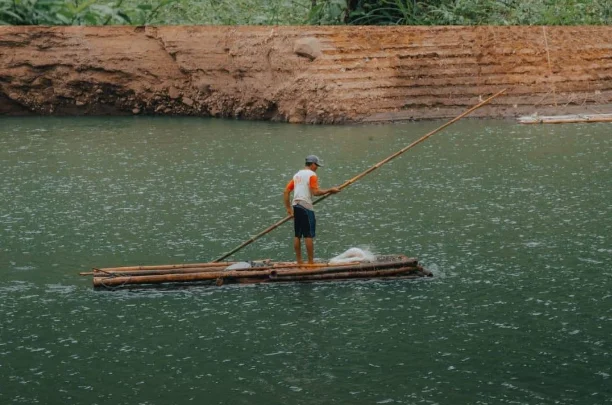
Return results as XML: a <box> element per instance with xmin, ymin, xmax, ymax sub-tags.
<box><xmin>212</xmin><ymin>89</ymin><xmax>507</xmax><ymax>263</ymax></box>
<box><xmin>518</xmin><ymin>113</ymin><xmax>612</xmax><ymax>124</ymax></box>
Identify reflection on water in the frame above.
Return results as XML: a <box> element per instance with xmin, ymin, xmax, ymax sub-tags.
<box><xmin>0</xmin><ymin>117</ymin><xmax>610</xmax><ymax>405</ymax></box>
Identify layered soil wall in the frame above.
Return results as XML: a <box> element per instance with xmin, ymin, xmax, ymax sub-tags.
<box><xmin>1</xmin><ymin>26</ymin><xmax>611</xmax><ymax>123</ymax></box>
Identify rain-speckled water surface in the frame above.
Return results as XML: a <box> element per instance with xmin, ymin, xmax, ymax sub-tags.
<box><xmin>1</xmin><ymin>117</ymin><xmax>610</xmax><ymax>405</ymax></box>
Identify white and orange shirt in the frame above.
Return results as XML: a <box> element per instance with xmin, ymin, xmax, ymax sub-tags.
<box><xmin>285</xmin><ymin>169</ymin><xmax>319</xmax><ymax>210</ymax></box>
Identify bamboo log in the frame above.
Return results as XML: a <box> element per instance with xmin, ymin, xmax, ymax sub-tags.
<box><xmin>91</xmin><ymin>267</ymin><xmax>229</xmax><ymax>277</ymax></box>
<box><xmin>267</xmin><ymin>267</ymin><xmax>424</xmax><ymax>282</ymax></box>
<box><xmin>94</xmin><ymin>261</ymin><xmax>236</xmax><ymax>272</ymax></box>
<box><xmin>525</xmin><ymin>118</ymin><xmax>612</xmax><ymax>124</ymax></box>
<box><xmin>518</xmin><ymin>113</ymin><xmax>612</xmax><ymax>124</ymax></box>
<box><xmin>93</xmin><ymin>271</ymin><xmax>243</xmax><ymax>288</ymax></box>
<box><xmin>269</xmin><ymin>260</ymin><xmax>418</xmax><ymax>277</ymax></box>
<box><xmin>93</xmin><ymin>259</ymin><xmax>420</xmax><ymax>288</ymax></box>
<box><xmin>91</xmin><ymin>260</ymin><xmax>358</xmax><ymax>274</ymax></box>
<box><xmin>225</xmin><ymin>268</ymin><xmax>429</xmax><ymax>284</ymax></box>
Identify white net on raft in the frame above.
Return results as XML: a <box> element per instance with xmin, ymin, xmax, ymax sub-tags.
<box><xmin>329</xmin><ymin>248</ymin><xmax>376</xmax><ymax>264</ymax></box>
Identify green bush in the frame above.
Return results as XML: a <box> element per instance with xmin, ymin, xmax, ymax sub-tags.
<box><xmin>1</xmin><ymin>0</ymin><xmax>610</xmax><ymax>25</ymax></box>
<box><xmin>133</xmin><ymin>0</ymin><xmax>312</xmax><ymax>25</ymax></box>
<box><xmin>0</xmin><ymin>0</ymin><xmax>177</xmax><ymax>25</ymax></box>
<box><xmin>345</xmin><ymin>0</ymin><xmax>612</xmax><ymax>25</ymax></box>
<box><xmin>307</xmin><ymin>0</ymin><xmax>347</xmax><ymax>24</ymax></box>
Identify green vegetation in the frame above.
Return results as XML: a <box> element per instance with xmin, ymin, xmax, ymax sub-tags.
<box><xmin>145</xmin><ymin>0</ymin><xmax>312</xmax><ymax>25</ymax></box>
<box><xmin>0</xmin><ymin>0</ymin><xmax>177</xmax><ymax>25</ymax></box>
<box><xmin>346</xmin><ymin>0</ymin><xmax>611</xmax><ymax>25</ymax></box>
<box><xmin>1</xmin><ymin>0</ymin><xmax>610</xmax><ymax>26</ymax></box>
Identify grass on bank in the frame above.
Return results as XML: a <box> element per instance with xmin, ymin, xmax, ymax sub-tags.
<box><xmin>1</xmin><ymin>0</ymin><xmax>610</xmax><ymax>26</ymax></box>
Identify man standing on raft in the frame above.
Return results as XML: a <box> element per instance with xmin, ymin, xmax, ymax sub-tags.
<box><xmin>284</xmin><ymin>155</ymin><xmax>340</xmax><ymax>264</ymax></box>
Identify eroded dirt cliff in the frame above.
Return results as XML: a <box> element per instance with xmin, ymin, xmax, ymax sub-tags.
<box><xmin>1</xmin><ymin>26</ymin><xmax>611</xmax><ymax>123</ymax></box>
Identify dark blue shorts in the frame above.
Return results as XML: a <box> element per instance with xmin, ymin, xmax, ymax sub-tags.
<box><xmin>293</xmin><ymin>205</ymin><xmax>316</xmax><ymax>238</ymax></box>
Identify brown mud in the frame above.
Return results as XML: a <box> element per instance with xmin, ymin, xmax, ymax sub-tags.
<box><xmin>1</xmin><ymin>26</ymin><xmax>611</xmax><ymax>123</ymax></box>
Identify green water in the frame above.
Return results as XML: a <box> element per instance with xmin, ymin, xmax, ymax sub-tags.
<box><xmin>1</xmin><ymin>117</ymin><xmax>610</xmax><ymax>405</ymax></box>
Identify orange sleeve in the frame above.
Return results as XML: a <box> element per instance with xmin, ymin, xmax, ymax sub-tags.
<box><xmin>309</xmin><ymin>175</ymin><xmax>319</xmax><ymax>190</ymax></box>
<box><xmin>285</xmin><ymin>179</ymin><xmax>295</xmax><ymax>192</ymax></box>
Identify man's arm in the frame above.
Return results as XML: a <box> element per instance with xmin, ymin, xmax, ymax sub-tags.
<box><xmin>310</xmin><ymin>176</ymin><xmax>340</xmax><ymax>196</ymax></box>
<box><xmin>312</xmin><ymin>186</ymin><xmax>341</xmax><ymax>196</ymax></box>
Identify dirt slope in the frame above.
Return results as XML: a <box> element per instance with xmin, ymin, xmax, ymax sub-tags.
<box><xmin>1</xmin><ymin>26</ymin><xmax>611</xmax><ymax>123</ymax></box>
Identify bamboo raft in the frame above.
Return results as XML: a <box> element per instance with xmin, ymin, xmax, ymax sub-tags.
<box><xmin>84</xmin><ymin>255</ymin><xmax>432</xmax><ymax>290</ymax></box>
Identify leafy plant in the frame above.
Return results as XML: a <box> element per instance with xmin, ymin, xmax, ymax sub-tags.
<box><xmin>141</xmin><ymin>0</ymin><xmax>312</xmax><ymax>25</ymax></box>
<box><xmin>307</xmin><ymin>0</ymin><xmax>348</xmax><ymax>24</ymax></box>
<box><xmin>348</xmin><ymin>0</ymin><xmax>423</xmax><ymax>25</ymax></box>
<box><xmin>124</xmin><ymin>0</ymin><xmax>179</xmax><ymax>25</ymax></box>
<box><xmin>345</xmin><ymin>0</ymin><xmax>611</xmax><ymax>25</ymax></box>
<box><xmin>424</xmin><ymin>0</ymin><xmax>513</xmax><ymax>25</ymax></box>
<box><xmin>0</xmin><ymin>0</ymin><xmax>177</xmax><ymax>25</ymax></box>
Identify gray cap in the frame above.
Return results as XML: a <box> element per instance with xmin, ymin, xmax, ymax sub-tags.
<box><xmin>305</xmin><ymin>155</ymin><xmax>324</xmax><ymax>167</ymax></box>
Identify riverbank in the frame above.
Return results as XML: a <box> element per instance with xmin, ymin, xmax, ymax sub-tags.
<box><xmin>1</xmin><ymin>26</ymin><xmax>611</xmax><ymax>123</ymax></box>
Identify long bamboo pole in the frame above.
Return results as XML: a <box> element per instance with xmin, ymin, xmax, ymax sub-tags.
<box><xmin>519</xmin><ymin>116</ymin><xmax>612</xmax><ymax>124</ymax></box>
<box><xmin>212</xmin><ymin>89</ymin><xmax>507</xmax><ymax>263</ymax></box>
<box><xmin>95</xmin><ymin>262</ymin><xmax>235</xmax><ymax>272</ymax></box>
<box><xmin>83</xmin><ymin>260</ymin><xmax>366</xmax><ymax>277</ymax></box>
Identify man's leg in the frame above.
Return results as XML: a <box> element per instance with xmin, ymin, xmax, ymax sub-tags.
<box><xmin>305</xmin><ymin>237</ymin><xmax>314</xmax><ymax>264</ymax></box>
<box><xmin>294</xmin><ymin>237</ymin><xmax>303</xmax><ymax>264</ymax></box>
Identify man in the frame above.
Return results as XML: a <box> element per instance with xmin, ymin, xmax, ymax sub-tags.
<box><xmin>283</xmin><ymin>155</ymin><xmax>340</xmax><ymax>264</ymax></box>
